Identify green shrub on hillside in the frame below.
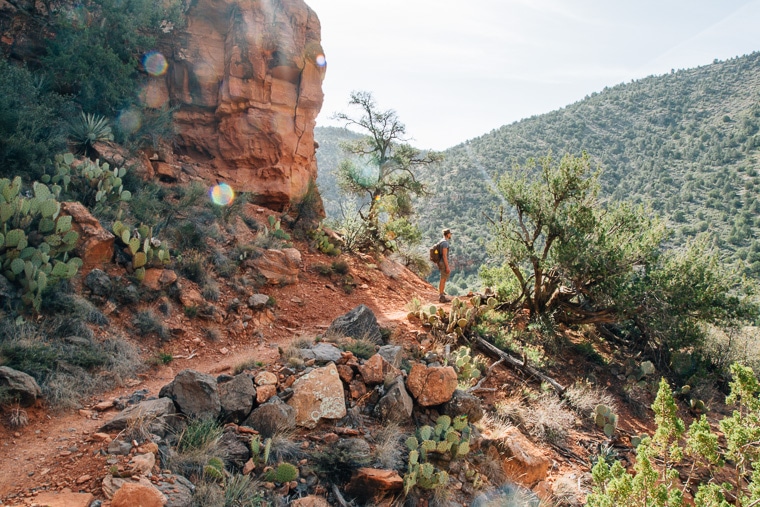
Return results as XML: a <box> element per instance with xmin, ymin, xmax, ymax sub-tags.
<box><xmin>0</xmin><ymin>61</ymin><xmax>71</xmax><ymax>181</ymax></box>
<box><xmin>43</xmin><ymin>0</ymin><xmax>184</xmax><ymax>115</ymax></box>
<box><xmin>589</xmin><ymin>365</ymin><xmax>760</xmax><ymax>507</ymax></box>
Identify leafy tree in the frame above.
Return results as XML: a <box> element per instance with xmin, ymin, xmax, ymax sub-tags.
<box><xmin>487</xmin><ymin>152</ymin><xmax>664</xmax><ymax>322</ymax></box>
<box><xmin>333</xmin><ymin>91</ymin><xmax>442</xmax><ymax>252</ymax></box>
<box><xmin>486</xmin><ymin>152</ymin><xmax>755</xmax><ymax>359</ymax></box>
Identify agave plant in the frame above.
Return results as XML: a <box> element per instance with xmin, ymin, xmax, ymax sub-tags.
<box><xmin>68</xmin><ymin>111</ymin><xmax>113</xmax><ymax>154</ymax></box>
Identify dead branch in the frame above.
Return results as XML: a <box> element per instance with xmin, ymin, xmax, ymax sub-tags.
<box><xmin>472</xmin><ymin>335</ymin><xmax>566</xmax><ymax>396</ymax></box>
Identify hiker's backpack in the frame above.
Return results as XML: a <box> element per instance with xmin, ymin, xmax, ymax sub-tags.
<box><xmin>429</xmin><ymin>241</ymin><xmax>443</xmax><ymax>263</ymax></box>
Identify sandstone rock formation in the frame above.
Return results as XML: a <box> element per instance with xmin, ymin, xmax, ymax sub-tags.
<box><xmin>161</xmin><ymin>0</ymin><xmax>326</xmax><ymax>210</ymax></box>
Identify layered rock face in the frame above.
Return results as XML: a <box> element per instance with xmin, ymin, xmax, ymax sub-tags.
<box><xmin>160</xmin><ymin>0</ymin><xmax>326</xmax><ymax>210</ymax></box>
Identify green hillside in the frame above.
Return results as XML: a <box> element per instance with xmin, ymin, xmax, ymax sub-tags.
<box><xmin>317</xmin><ymin>51</ymin><xmax>760</xmax><ymax>294</ymax></box>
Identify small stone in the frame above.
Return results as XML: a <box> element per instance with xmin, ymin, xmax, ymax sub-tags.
<box><xmin>76</xmin><ymin>475</ymin><xmax>91</xmax><ymax>485</ymax></box>
<box><xmin>220</xmin><ymin>347</ymin><xmax>230</xmax><ymax>355</ymax></box>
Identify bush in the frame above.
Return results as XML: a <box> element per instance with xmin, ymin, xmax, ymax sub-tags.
<box><xmin>0</xmin><ymin>61</ymin><xmax>71</xmax><ymax>181</ymax></box>
<box><xmin>132</xmin><ymin>309</ymin><xmax>170</xmax><ymax>340</ymax></box>
<box><xmin>43</xmin><ymin>0</ymin><xmax>184</xmax><ymax>115</ymax></box>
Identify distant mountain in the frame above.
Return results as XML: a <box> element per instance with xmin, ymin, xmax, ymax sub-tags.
<box><xmin>316</xmin><ymin>51</ymin><xmax>760</xmax><ymax>293</ymax></box>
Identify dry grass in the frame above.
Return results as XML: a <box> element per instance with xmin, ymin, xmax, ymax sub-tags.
<box><xmin>372</xmin><ymin>422</ymin><xmax>405</xmax><ymax>470</ymax></box>
<box><xmin>7</xmin><ymin>405</ymin><xmax>29</xmax><ymax>428</ymax></box>
<box><xmin>495</xmin><ymin>394</ymin><xmax>576</xmax><ymax>444</ymax></box>
<box><xmin>267</xmin><ymin>429</ymin><xmax>304</xmax><ymax>463</ymax></box>
<box><xmin>564</xmin><ymin>380</ymin><xmax>617</xmax><ymax>417</ymax></box>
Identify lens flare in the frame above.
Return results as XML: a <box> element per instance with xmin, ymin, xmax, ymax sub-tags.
<box><xmin>210</xmin><ymin>183</ymin><xmax>235</xmax><ymax>206</ymax></box>
<box><xmin>117</xmin><ymin>109</ymin><xmax>142</xmax><ymax>134</ymax></box>
<box><xmin>315</xmin><ymin>54</ymin><xmax>326</xmax><ymax>67</ymax></box>
<box><xmin>143</xmin><ymin>51</ymin><xmax>168</xmax><ymax>76</ymax></box>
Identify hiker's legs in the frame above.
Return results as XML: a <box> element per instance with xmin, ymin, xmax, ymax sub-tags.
<box><xmin>438</xmin><ymin>266</ymin><xmax>448</xmax><ymax>295</ymax></box>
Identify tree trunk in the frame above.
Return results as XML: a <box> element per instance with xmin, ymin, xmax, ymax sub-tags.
<box><xmin>472</xmin><ymin>335</ymin><xmax>566</xmax><ymax>396</ymax></box>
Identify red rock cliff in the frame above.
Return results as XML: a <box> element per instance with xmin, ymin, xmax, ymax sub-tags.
<box><xmin>165</xmin><ymin>0</ymin><xmax>326</xmax><ymax>210</ymax></box>
<box><xmin>0</xmin><ymin>0</ymin><xmax>326</xmax><ymax>212</ymax></box>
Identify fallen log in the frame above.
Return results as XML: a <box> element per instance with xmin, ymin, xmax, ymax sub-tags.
<box><xmin>472</xmin><ymin>335</ymin><xmax>566</xmax><ymax>396</ymax></box>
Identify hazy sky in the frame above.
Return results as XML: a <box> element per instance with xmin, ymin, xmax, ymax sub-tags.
<box><xmin>305</xmin><ymin>0</ymin><xmax>760</xmax><ymax>151</ymax></box>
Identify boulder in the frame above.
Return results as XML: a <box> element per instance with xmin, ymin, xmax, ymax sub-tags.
<box><xmin>290</xmin><ymin>497</ymin><xmax>331</xmax><ymax>507</ymax></box>
<box><xmin>374</xmin><ymin>376</ymin><xmax>413</xmax><ymax>423</ymax></box>
<box><xmin>377</xmin><ymin>345</ymin><xmax>403</xmax><ymax>368</ymax></box>
<box><xmin>99</xmin><ymin>397</ymin><xmax>178</xmax><ymax>437</ymax></box>
<box><xmin>155</xmin><ymin>474</ymin><xmax>195</xmax><ymax>507</ymax></box>
<box><xmin>218</xmin><ymin>430</ymin><xmax>252</xmax><ymax>470</ymax></box>
<box><xmin>167</xmin><ymin>0</ymin><xmax>326</xmax><ymax>212</ymax></box>
<box><xmin>327</xmin><ymin>304</ymin><xmax>383</xmax><ymax>344</ymax></box>
<box><xmin>287</xmin><ymin>363</ymin><xmax>346</xmax><ymax>428</ymax></box>
<box><xmin>60</xmin><ymin>201</ymin><xmax>115</xmax><ymax>275</ymax></box>
<box><xmin>300</xmin><ymin>342</ymin><xmax>343</xmax><ymax>363</ymax></box>
<box><xmin>245</xmin><ymin>248</ymin><xmax>301</xmax><ymax>285</ymax></box>
<box><xmin>243</xmin><ymin>396</ymin><xmax>296</xmax><ymax>438</ymax></box>
<box><xmin>405</xmin><ymin>363</ymin><xmax>458</xmax><ymax>407</ymax></box>
<box><xmin>143</xmin><ymin>269</ymin><xmax>178</xmax><ymax>291</ymax></box>
<box><xmin>159</xmin><ymin>369</ymin><xmax>221</xmax><ymax>420</ymax></box>
<box><xmin>111</xmin><ymin>482</ymin><xmax>167</xmax><ymax>507</ymax></box>
<box><xmin>30</xmin><ymin>492</ymin><xmax>94</xmax><ymax>507</ymax></box>
<box><xmin>442</xmin><ymin>389</ymin><xmax>484</xmax><ymax>423</ymax></box>
<box><xmin>219</xmin><ymin>373</ymin><xmax>256</xmax><ymax>423</ymax></box>
<box><xmin>254</xmin><ymin>371</ymin><xmax>278</xmax><ymax>386</ymax></box>
<box><xmin>499</xmin><ymin>427</ymin><xmax>551</xmax><ymax>487</ymax></box>
<box><xmin>346</xmin><ymin>468</ymin><xmax>404</xmax><ymax>503</ymax></box>
<box><xmin>248</xmin><ymin>293</ymin><xmax>270</xmax><ymax>309</ymax></box>
<box><xmin>358</xmin><ymin>353</ymin><xmax>402</xmax><ymax>386</ymax></box>
<box><xmin>0</xmin><ymin>366</ymin><xmax>41</xmax><ymax>407</ymax></box>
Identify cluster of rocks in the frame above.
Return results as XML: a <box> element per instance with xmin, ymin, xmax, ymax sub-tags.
<box><xmin>75</xmin><ymin>304</ymin><xmax>568</xmax><ymax>506</ymax></box>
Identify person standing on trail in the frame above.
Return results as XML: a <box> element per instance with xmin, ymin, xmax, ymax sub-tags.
<box><xmin>438</xmin><ymin>228</ymin><xmax>452</xmax><ymax>302</ymax></box>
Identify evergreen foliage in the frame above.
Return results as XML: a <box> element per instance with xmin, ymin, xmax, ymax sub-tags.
<box><xmin>331</xmin><ymin>91</ymin><xmax>443</xmax><ymax>253</ymax></box>
<box><xmin>589</xmin><ymin>364</ymin><xmax>760</xmax><ymax>507</ymax></box>
<box><xmin>0</xmin><ymin>61</ymin><xmax>71</xmax><ymax>180</ymax></box>
<box><xmin>317</xmin><ymin>52</ymin><xmax>760</xmax><ymax>291</ymax></box>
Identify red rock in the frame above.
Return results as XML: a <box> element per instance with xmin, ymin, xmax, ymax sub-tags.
<box><xmin>358</xmin><ymin>354</ymin><xmax>402</xmax><ymax>386</ymax></box>
<box><xmin>31</xmin><ymin>492</ymin><xmax>94</xmax><ymax>507</ymax></box>
<box><xmin>498</xmin><ymin>427</ymin><xmax>550</xmax><ymax>486</ymax></box>
<box><xmin>93</xmin><ymin>400</ymin><xmax>115</xmax><ymax>411</ymax></box>
<box><xmin>256</xmin><ymin>384</ymin><xmax>277</xmax><ymax>404</ymax></box>
<box><xmin>111</xmin><ymin>482</ymin><xmax>167</xmax><ymax>507</ymax></box>
<box><xmin>336</xmin><ymin>364</ymin><xmax>354</xmax><ymax>383</ymax></box>
<box><xmin>405</xmin><ymin>363</ymin><xmax>458</xmax><ymax>406</ymax></box>
<box><xmin>287</xmin><ymin>363</ymin><xmax>346</xmax><ymax>428</ymax></box>
<box><xmin>290</xmin><ymin>496</ymin><xmax>331</xmax><ymax>507</ymax></box>
<box><xmin>165</xmin><ymin>0</ymin><xmax>325</xmax><ymax>212</ymax></box>
<box><xmin>60</xmin><ymin>202</ymin><xmax>115</xmax><ymax>275</ymax></box>
<box><xmin>346</xmin><ymin>468</ymin><xmax>404</xmax><ymax>502</ymax></box>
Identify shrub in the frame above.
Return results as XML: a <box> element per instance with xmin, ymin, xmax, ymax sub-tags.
<box><xmin>67</xmin><ymin>112</ymin><xmax>113</xmax><ymax>155</ymax></box>
<box><xmin>132</xmin><ymin>309</ymin><xmax>170</xmax><ymax>340</ymax></box>
<box><xmin>43</xmin><ymin>0</ymin><xmax>184</xmax><ymax>114</ymax></box>
<box><xmin>0</xmin><ymin>61</ymin><xmax>70</xmax><ymax>181</ymax></box>
<box><xmin>340</xmin><ymin>338</ymin><xmax>377</xmax><ymax>360</ymax></box>
<box><xmin>170</xmin><ymin>419</ymin><xmax>225</xmax><ymax>479</ymax></box>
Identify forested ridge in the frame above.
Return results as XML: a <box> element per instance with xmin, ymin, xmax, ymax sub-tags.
<box><xmin>316</xmin><ymin>51</ymin><xmax>760</xmax><ymax>293</ymax></box>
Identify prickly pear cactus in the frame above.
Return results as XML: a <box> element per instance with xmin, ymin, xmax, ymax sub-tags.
<box><xmin>0</xmin><ymin>176</ymin><xmax>82</xmax><ymax>311</ymax></box>
<box><xmin>594</xmin><ymin>404</ymin><xmax>618</xmax><ymax>438</ymax></box>
<box><xmin>112</xmin><ymin>220</ymin><xmax>170</xmax><ymax>280</ymax></box>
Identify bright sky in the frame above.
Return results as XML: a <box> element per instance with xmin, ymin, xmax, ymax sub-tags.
<box><xmin>305</xmin><ymin>0</ymin><xmax>760</xmax><ymax>151</ymax></box>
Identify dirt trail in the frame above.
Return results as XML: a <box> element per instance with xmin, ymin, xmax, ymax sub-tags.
<box><xmin>0</xmin><ymin>249</ymin><xmax>441</xmax><ymax>502</ymax></box>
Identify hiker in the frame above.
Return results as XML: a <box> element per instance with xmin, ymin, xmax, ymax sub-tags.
<box><xmin>437</xmin><ymin>228</ymin><xmax>452</xmax><ymax>302</ymax></box>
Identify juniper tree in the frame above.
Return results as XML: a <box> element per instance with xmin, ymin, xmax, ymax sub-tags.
<box><xmin>333</xmin><ymin>91</ymin><xmax>442</xmax><ymax>252</ymax></box>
